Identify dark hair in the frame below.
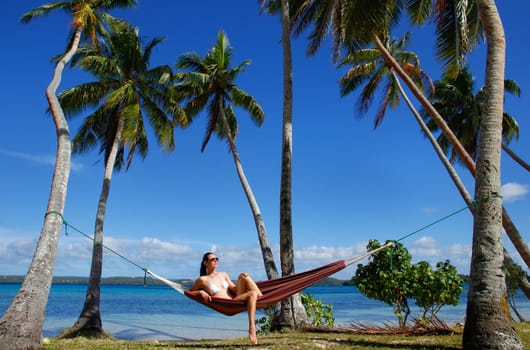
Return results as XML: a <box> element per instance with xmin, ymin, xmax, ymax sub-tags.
<box><xmin>200</xmin><ymin>252</ymin><xmax>215</xmax><ymax>276</ymax></box>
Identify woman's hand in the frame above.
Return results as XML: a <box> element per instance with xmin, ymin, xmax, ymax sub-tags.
<box><xmin>199</xmin><ymin>290</ymin><xmax>211</xmax><ymax>303</ymax></box>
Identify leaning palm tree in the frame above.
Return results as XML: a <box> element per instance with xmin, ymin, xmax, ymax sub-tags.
<box><xmin>422</xmin><ymin>66</ymin><xmax>530</xmax><ymax>268</ymax></box>
<box><xmin>57</xmin><ymin>19</ymin><xmax>182</xmax><ymax>337</ymax></box>
<box><xmin>341</xmin><ymin>31</ymin><xmax>530</xmax><ymax>302</ymax></box>
<box><xmin>0</xmin><ymin>2</ymin><xmax>136</xmax><ymax>349</ymax></box>
<box><xmin>291</xmin><ymin>0</ymin><xmax>523</xmax><ymax>347</ymax></box>
<box><xmin>425</xmin><ymin>67</ymin><xmax>528</xmax><ymax>171</ymax></box>
<box><xmin>175</xmin><ymin>30</ymin><xmax>279</xmax><ymax>283</ymax></box>
<box><xmin>259</xmin><ymin>0</ymin><xmax>309</xmax><ymax>330</ymax></box>
<box><xmin>424</xmin><ymin>67</ymin><xmax>530</xmax><ymax>297</ymax></box>
<box><xmin>393</xmin><ymin>3</ymin><xmax>530</xmax><ymax>279</ymax></box>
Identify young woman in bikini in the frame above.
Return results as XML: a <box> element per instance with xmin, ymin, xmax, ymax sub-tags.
<box><xmin>188</xmin><ymin>252</ymin><xmax>263</xmax><ymax>345</ymax></box>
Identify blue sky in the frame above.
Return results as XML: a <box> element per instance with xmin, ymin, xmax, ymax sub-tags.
<box><xmin>1</xmin><ymin>1</ymin><xmax>528</xmax><ymax>281</ymax></box>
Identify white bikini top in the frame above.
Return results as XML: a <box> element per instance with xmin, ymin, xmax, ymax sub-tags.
<box><xmin>209</xmin><ymin>278</ymin><xmax>228</xmax><ymax>295</ymax></box>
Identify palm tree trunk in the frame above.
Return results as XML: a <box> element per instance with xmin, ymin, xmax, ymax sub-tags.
<box><xmin>68</xmin><ymin>118</ymin><xmax>123</xmax><ymax>337</ymax></box>
<box><xmin>374</xmin><ymin>36</ymin><xmax>530</xmax><ymax>273</ymax></box>
<box><xmin>462</xmin><ymin>1</ymin><xmax>522</xmax><ymax>348</ymax></box>
<box><xmin>502</xmin><ymin>143</ymin><xmax>530</xmax><ymax>172</ymax></box>
<box><xmin>218</xmin><ymin>101</ymin><xmax>279</xmax><ymax>280</ymax></box>
<box><xmin>0</xmin><ymin>27</ymin><xmax>79</xmax><ymax>350</ymax></box>
<box><xmin>273</xmin><ymin>0</ymin><xmax>309</xmax><ymax>330</ymax></box>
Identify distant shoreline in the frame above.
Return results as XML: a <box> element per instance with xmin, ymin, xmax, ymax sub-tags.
<box><xmin>0</xmin><ymin>275</ymin><xmax>348</xmax><ymax>287</ymax></box>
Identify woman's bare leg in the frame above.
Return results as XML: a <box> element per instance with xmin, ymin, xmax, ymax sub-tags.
<box><xmin>236</xmin><ymin>273</ymin><xmax>263</xmax><ymax>297</ymax></box>
<box><xmin>234</xmin><ymin>290</ymin><xmax>258</xmax><ymax>344</ymax></box>
<box><xmin>234</xmin><ymin>273</ymin><xmax>262</xmax><ymax>344</ymax></box>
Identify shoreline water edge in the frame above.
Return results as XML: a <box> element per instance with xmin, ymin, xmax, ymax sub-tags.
<box><xmin>1</xmin><ymin>283</ymin><xmax>529</xmax><ymax>341</ymax></box>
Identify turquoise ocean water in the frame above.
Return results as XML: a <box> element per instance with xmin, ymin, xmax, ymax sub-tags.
<box><xmin>1</xmin><ymin>283</ymin><xmax>529</xmax><ymax>341</ymax></box>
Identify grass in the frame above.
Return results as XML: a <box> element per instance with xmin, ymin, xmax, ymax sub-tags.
<box><xmin>42</xmin><ymin>322</ymin><xmax>530</xmax><ymax>349</ymax></box>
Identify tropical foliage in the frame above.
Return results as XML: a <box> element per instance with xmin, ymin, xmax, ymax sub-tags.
<box><xmin>338</xmin><ymin>32</ymin><xmax>433</xmax><ymax>127</ymax></box>
<box><xmin>353</xmin><ymin>240</ymin><xmax>463</xmax><ymax>328</ymax></box>
<box><xmin>57</xmin><ymin>18</ymin><xmax>180</xmax><ymax>336</ymax></box>
<box><xmin>4</xmin><ymin>1</ymin><xmax>526</xmax><ymax>348</ymax></box>
<box><xmin>413</xmin><ymin>260</ymin><xmax>463</xmax><ymax>324</ymax></box>
<box><xmin>256</xmin><ymin>293</ymin><xmax>334</xmax><ymax>333</ymax></box>
<box><xmin>60</xmin><ymin>18</ymin><xmax>181</xmax><ymax>168</ymax></box>
<box><xmin>353</xmin><ymin>240</ymin><xmax>415</xmax><ymax>327</ymax></box>
<box><xmin>423</xmin><ymin>66</ymin><xmax>526</xmax><ymax>168</ymax></box>
<box><xmin>174</xmin><ymin>31</ymin><xmax>278</xmax><ymax>283</ymax></box>
<box><xmin>504</xmin><ymin>260</ymin><xmax>529</xmax><ymax>322</ymax></box>
<box><xmin>0</xmin><ymin>1</ymin><xmax>136</xmax><ymax>349</ymax></box>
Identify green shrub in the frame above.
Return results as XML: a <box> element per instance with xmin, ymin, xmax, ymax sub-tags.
<box><xmin>256</xmin><ymin>293</ymin><xmax>335</xmax><ymax>333</ymax></box>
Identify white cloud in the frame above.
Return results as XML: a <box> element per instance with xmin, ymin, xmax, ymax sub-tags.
<box><xmin>407</xmin><ymin>236</ymin><xmax>471</xmax><ymax>273</ymax></box>
<box><xmin>420</xmin><ymin>207</ymin><xmax>439</xmax><ymax>215</ymax></box>
<box><xmin>138</xmin><ymin>237</ymin><xmax>193</xmax><ymax>261</ymax></box>
<box><xmin>0</xmin><ymin>148</ymin><xmax>84</xmax><ymax>172</ymax></box>
<box><xmin>502</xmin><ymin>182</ymin><xmax>528</xmax><ymax>202</ymax></box>
<box><xmin>0</xmin><ymin>238</ymin><xmax>36</xmax><ymax>266</ymax></box>
<box><xmin>0</xmin><ymin>231</ymin><xmax>474</xmax><ymax>279</ymax></box>
<box><xmin>295</xmin><ymin>243</ymin><xmax>367</xmax><ymax>263</ymax></box>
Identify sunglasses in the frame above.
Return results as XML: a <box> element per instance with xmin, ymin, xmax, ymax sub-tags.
<box><xmin>208</xmin><ymin>257</ymin><xmax>219</xmax><ymax>262</ymax></box>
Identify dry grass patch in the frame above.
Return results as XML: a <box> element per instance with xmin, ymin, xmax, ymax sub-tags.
<box><xmin>43</xmin><ymin>322</ymin><xmax>529</xmax><ymax>350</ymax></box>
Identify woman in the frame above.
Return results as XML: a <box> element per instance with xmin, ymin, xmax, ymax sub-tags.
<box><xmin>188</xmin><ymin>252</ymin><xmax>263</xmax><ymax>345</ymax></box>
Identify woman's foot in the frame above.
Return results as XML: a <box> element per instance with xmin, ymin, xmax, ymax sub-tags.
<box><xmin>249</xmin><ymin>326</ymin><xmax>258</xmax><ymax>345</ymax></box>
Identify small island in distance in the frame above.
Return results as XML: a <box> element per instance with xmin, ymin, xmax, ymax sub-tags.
<box><xmin>0</xmin><ymin>275</ymin><xmax>350</xmax><ymax>287</ymax></box>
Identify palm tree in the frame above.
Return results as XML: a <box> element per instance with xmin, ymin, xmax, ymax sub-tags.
<box><xmin>423</xmin><ymin>67</ymin><xmax>530</xmax><ymax>273</ymax></box>
<box><xmin>259</xmin><ymin>0</ymin><xmax>309</xmax><ymax>330</ymax></box>
<box><xmin>391</xmin><ymin>1</ymin><xmax>523</xmax><ymax>347</ymax></box>
<box><xmin>342</xmin><ymin>32</ymin><xmax>530</xmax><ymax>302</ymax></box>
<box><xmin>425</xmin><ymin>67</ymin><xmax>529</xmax><ymax>171</ymax></box>
<box><xmin>291</xmin><ymin>0</ymin><xmax>523</xmax><ymax>347</ymax></box>
<box><xmin>175</xmin><ymin>30</ymin><xmax>279</xmax><ymax>282</ymax></box>
<box><xmin>384</xmin><ymin>3</ymin><xmax>530</xmax><ymax>285</ymax></box>
<box><xmin>0</xmin><ymin>2</ymin><xmax>136</xmax><ymax>349</ymax></box>
<box><xmin>57</xmin><ymin>19</ymin><xmax>181</xmax><ymax>337</ymax></box>
<box><xmin>461</xmin><ymin>2</ymin><xmax>522</xmax><ymax>346</ymax></box>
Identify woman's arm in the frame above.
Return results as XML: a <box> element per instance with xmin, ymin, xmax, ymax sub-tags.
<box><xmin>224</xmin><ymin>272</ymin><xmax>237</xmax><ymax>296</ymax></box>
<box><xmin>188</xmin><ymin>277</ymin><xmax>211</xmax><ymax>302</ymax></box>
<box><xmin>189</xmin><ymin>277</ymin><xmax>203</xmax><ymax>291</ymax></box>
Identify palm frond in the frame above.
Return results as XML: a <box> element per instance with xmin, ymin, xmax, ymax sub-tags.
<box><xmin>339</xmin><ymin>62</ymin><xmax>376</xmax><ymax>97</ymax></box>
<box><xmin>374</xmin><ymin>84</ymin><xmax>393</xmax><ymax>128</ymax></box>
<box><xmin>406</xmin><ymin>0</ymin><xmax>433</xmax><ymax>25</ymax></box>
<box><xmin>504</xmin><ymin>80</ymin><xmax>521</xmax><ymax>97</ymax></box>
<box><xmin>58</xmin><ymin>81</ymin><xmax>109</xmax><ymax>117</ymax></box>
<box><xmin>230</xmin><ymin>87</ymin><xmax>265</xmax><ymax>126</ymax></box>
<box><xmin>502</xmin><ymin>113</ymin><xmax>520</xmax><ymax>143</ymax></box>
<box><xmin>19</xmin><ymin>2</ymin><xmax>71</xmax><ymax>24</ymax></box>
<box><xmin>141</xmin><ymin>97</ymin><xmax>175</xmax><ymax>152</ymax></box>
<box><xmin>176</xmin><ymin>53</ymin><xmax>209</xmax><ymax>72</ymax></box>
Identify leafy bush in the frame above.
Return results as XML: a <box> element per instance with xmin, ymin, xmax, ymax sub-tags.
<box><xmin>352</xmin><ymin>240</ymin><xmax>414</xmax><ymax>327</ymax></box>
<box><xmin>301</xmin><ymin>293</ymin><xmax>335</xmax><ymax>327</ymax></box>
<box><xmin>352</xmin><ymin>239</ymin><xmax>463</xmax><ymax>327</ymax></box>
<box><xmin>256</xmin><ymin>293</ymin><xmax>334</xmax><ymax>333</ymax></box>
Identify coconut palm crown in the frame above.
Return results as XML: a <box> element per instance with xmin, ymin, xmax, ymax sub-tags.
<box><xmin>175</xmin><ymin>30</ymin><xmax>265</xmax><ymax>152</ymax></box>
<box><xmin>59</xmin><ymin>18</ymin><xmax>184</xmax><ymax>169</ymax></box>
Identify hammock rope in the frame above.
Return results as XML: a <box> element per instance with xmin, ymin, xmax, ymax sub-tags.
<box><xmin>50</xmin><ymin>194</ymin><xmax>500</xmax><ymax>315</ymax></box>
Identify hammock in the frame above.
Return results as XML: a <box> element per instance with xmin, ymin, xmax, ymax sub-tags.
<box><xmin>147</xmin><ymin>242</ymin><xmax>393</xmax><ymax>316</ymax></box>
